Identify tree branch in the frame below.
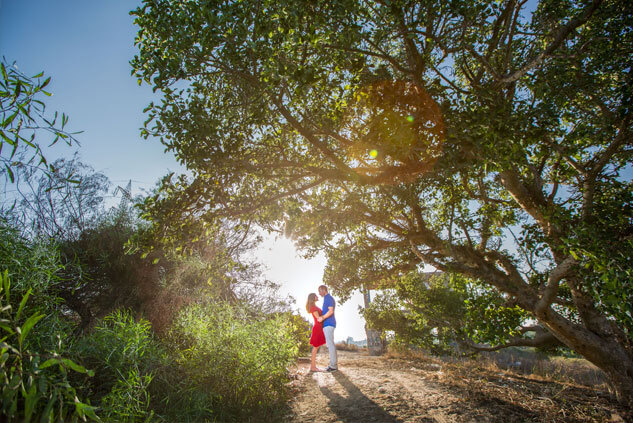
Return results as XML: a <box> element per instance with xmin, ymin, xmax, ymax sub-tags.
<box><xmin>535</xmin><ymin>255</ymin><xmax>576</xmax><ymax>317</ymax></box>
<box><xmin>498</xmin><ymin>0</ymin><xmax>604</xmax><ymax>84</ymax></box>
<box><xmin>466</xmin><ymin>327</ymin><xmax>564</xmax><ymax>353</ymax></box>
<box><xmin>498</xmin><ymin>169</ymin><xmax>554</xmax><ymax>238</ymax></box>
<box><xmin>582</xmin><ymin>115</ymin><xmax>631</xmax><ymax>220</ymax></box>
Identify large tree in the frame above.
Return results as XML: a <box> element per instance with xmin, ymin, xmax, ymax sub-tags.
<box><xmin>131</xmin><ymin>0</ymin><xmax>633</xmax><ymax>403</ymax></box>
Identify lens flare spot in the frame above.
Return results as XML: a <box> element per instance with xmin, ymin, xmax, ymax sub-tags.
<box><xmin>406</xmin><ymin>115</ymin><xmax>414</xmax><ymax>122</ymax></box>
<box><xmin>369</xmin><ymin>149</ymin><xmax>378</xmax><ymax>158</ymax></box>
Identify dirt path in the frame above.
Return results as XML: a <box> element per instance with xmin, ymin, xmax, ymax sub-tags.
<box><xmin>285</xmin><ymin>350</ymin><xmax>628</xmax><ymax>423</ymax></box>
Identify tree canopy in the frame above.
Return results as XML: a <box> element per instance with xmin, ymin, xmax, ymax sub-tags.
<box><xmin>131</xmin><ymin>0</ymin><xmax>633</xmax><ymax>404</ymax></box>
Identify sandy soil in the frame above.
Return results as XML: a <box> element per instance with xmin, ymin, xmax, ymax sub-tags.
<box><xmin>285</xmin><ymin>350</ymin><xmax>629</xmax><ymax>423</ymax></box>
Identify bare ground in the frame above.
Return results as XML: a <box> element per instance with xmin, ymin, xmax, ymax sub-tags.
<box><xmin>285</xmin><ymin>350</ymin><xmax>630</xmax><ymax>423</ymax></box>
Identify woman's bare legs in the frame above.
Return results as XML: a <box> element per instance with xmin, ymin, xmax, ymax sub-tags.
<box><xmin>310</xmin><ymin>346</ymin><xmax>321</xmax><ymax>371</ymax></box>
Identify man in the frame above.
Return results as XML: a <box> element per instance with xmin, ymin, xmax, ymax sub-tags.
<box><xmin>317</xmin><ymin>284</ymin><xmax>337</xmax><ymax>371</ymax></box>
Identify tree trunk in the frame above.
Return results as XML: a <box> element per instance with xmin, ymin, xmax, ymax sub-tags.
<box><xmin>58</xmin><ymin>290</ymin><xmax>93</xmax><ymax>334</ymax></box>
<box><xmin>537</xmin><ymin>304</ymin><xmax>633</xmax><ymax>406</ymax></box>
<box><xmin>450</xmin><ymin>246</ymin><xmax>633</xmax><ymax>406</ymax></box>
<box><xmin>363</xmin><ymin>288</ymin><xmax>385</xmax><ymax>356</ymax></box>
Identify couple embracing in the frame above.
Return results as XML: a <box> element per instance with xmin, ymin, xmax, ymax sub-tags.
<box><xmin>305</xmin><ymin>285</ymin><xmax>338</xmax><ymax>372</ymax></box>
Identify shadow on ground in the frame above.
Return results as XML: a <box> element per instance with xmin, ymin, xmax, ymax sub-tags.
<box><xmin>318</xmin><ymin>370</ymin><xmax>404</xmax><ymax>423</ymax></box>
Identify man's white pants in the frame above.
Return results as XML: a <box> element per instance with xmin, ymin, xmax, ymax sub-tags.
<box><xmin>323</xmin><ymin>326</ymin><xmax>338</xmax><ymax>369</ymax></box>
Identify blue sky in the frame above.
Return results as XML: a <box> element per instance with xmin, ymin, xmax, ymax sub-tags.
<box><xmin>0</xmin><ymin>0</ymin><xmax>368</xmax><ymax>341</ymax></box>
<box><xmin>0</xmin><ymin>0</ymin><xmax>179</xmax><ymax>190</ymax></box>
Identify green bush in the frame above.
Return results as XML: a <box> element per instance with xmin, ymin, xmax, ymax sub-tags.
<box><xmin>0</xmin><ymin>221</ymin><xmax>61</xmax><ymax>312</ymax></box>
<box><xmin>72</xmin><ymin>310</ymin><xmax>162</xmax><ymax>422</ymax></box>
<box><xmin>99</xmin><ymin>369</ymin><xmax>154</xmax><ymax>423</ymax></box>
<box><xmin>0</xmin><ymin>271</ymin><xmax>98</xmax><ymax>422</ymax></box>
<box><xmin>281</xmin><ymin>311</ymin><xmax>311</xmax><ymax>355</ymax></box>
<box><xmin>164</xmin><ymin>302</ymin><xmax>298</xmax><ymax>421</ymax></box>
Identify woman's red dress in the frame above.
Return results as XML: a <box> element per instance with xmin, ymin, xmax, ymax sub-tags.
<box><xmin>309</xmin><ymin>305</ymin><xmax>326</xmax><ymax>348</ymax></box>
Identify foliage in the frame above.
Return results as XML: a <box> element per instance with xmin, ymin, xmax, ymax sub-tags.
<box><xmin>71</xmin><ymin>310</ymin><xmax>162</xmax><ymax>422</ymax></box>
<box><xmin>0</xmin><ymin>58</ymin><xmax>78</xmax><ymax>183</ymax></box>
<box><xmin>0</xmin><ymin>219</ymin><xmax>59</xmax><ymax>303</ymax></box>
<box><xmin>99</xmin><ymin>369</ymin><xmax>154</xmax><ymax>423</ymax></box>
<box><xmin>0</xmin><ymin>219</ymin><xmax>79</xmax><ymax>358</ymax></box>
<box><xmin>560</xmin><ymin>181</ymin><xmax>633</xmax><ymax>334</ymax></box>
<box><xmin>0</xmin><ymin>271</ymin><xmax>98</xmax><ymax>422</ymax></box>
<box><xmin>1</xmin><ymin>214</ymin><xmax>299</xmax><ymax>422</ymax></box>
<box><xmin>164</xmin><ymin>302</ymin><xmax>298</xmax><ymax>421</ymax></box>
<box><xmin>1</xmin><ymin>157</ymin><xmax>154</xmax><ymax>331</ymax></box>
<box><xmin>363</xmin><ymin>272</ymin><xmax>528</xmax><ymax>354</ymax></box>
<box><xmin>131</xmin><ymin>0</ymin><xmax>633</xmax><ymax>402</ymax></box>
<box><xmin>56</xmin><ymin>208</ymin><xmax>162</xmax><ymax>330</ymax></box>
<box><xmin>283</xmin><ymin>310</ymin><xmax>311</xmax><ymax>355</ymax></box>
<box><xmin>363</xmin><ymin>279</ymin><xmax>460</xmax><ymax>355</ymax></box>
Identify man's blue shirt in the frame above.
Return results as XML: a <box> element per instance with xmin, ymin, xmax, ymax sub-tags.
<box><xmin>322</xmin><ymin>294</ymin><xmax>336</xmax><ymax>328</ymax></box>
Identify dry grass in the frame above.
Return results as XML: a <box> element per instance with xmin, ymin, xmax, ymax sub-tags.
<box><xmin>381</xmin><ymin>345</ymin><xmax>632</xmax><ymax>422</ymax></box>
<box><xmin>335</xmin><ymin>341</ymin><xmax>361</xmax><ymax>352</ymax></box>
<box><xmin>472</xmin><ymin>348</ymin><xmax>609</xmax><ymax>390</ymax></box>
<box><xmin>386</xmin><ymin>346</ymin><xmax>608</xmax><ymax>389</ymax></box>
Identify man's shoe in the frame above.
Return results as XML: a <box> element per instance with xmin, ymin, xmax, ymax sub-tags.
<box><xmin>325</xmin><ymin>366</ymin><xmax>338</xmax><ymax>372</ymax></box>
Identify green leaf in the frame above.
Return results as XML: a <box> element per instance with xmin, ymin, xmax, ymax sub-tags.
<box><xmin>61</xmin><ymin>358</ymin><xmax>89</xmax><ymax>374</ymax></box>
<box><xmin>40</xmin><ymin>76</ymin><xmax>51</xmax><ymax>90</ymax></box>
<box><xmin>39</xmin><ymin>358</ymin><xmax>61</xmax><ymax>369</ymax></box>
<box><xmin>2</xmin><ymin>111</ymin><xmax>18</xmax><ymax>128</ymax></box>
<box><xmin>18</xmin><ymin>313</ymin><xmax>44</xmax><ymax>348</ymax></box>
<box><xmin>75</xmin><ymin>402</ymin><xmax>101</xmax><ymax>422</ymax></box>
<box><xmin>15</xmin><ymin>288</ymin><xmax>32</xmax><ymax>321</ymax></box>
<box><xmin>0</xmin><ymin>341</ymin><xmax>19</xmax><ymax>355</ymax></box>
<box><xmin>0</xmin><ymin>323</ymin><xmax>14</xmax><ymax>334</ymax></box>
<box><xmin>40</xmin><ymin>396</ymin><xmax>56</xmax><ymax>423</ymax></box>
<box><xmin>2</xmin><ymin>270</ymin><xmax>10</xmax><ymax>303</ymax></box>
<box><xmin>1</xmin><ymin>129</ymin><xmax>16</xmax><ymax>145</ymax></box>
<box><xmin>24</xmin><ymin>383</ymin><xmax>39</xmax><ymax>423</ymax></box>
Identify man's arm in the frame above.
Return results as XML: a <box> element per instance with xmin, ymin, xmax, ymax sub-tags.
<box><xmin>322</xmin><ymin>306</ymin><xmax>334</xmax><ymax>319</ymax></box>
<box><xmin>318</xmin><ymin>306</ymin><xmax>334</xmax><ymax>322</ymax></box>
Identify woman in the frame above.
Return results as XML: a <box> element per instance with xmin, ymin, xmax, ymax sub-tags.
<box><xmin>306</xmin><ymin>293</ymin><xmax>326</xmax><ymax>372</ymax></box>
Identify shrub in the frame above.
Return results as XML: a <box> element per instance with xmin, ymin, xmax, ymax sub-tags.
<box><xmin>0</xmin><ymin>221</ymin><xmax>61</xmax><ymax>312</ymax></box>
<box><xmin>283</xmin><ymin>311</ymin><xmax>312</xmax><ymax>355</ymax></box>
<box><xmin>164</xmin><ymin>302</ymin><xmax>298</xmax><ymax>421</ymax></box>
<box><xmin>0</xmin><ymin>271</ymin><xmax>98</xmax><ymax>422</ymax></box>
<box><xmin>99</xmin><ymin>369</ymin><xmax>155</xmax><ymax>423</ymax></box>
<box><xmin>72</xmin><ymin>310</ymin><xmax>163</xmax><ymax>422</ymax></box>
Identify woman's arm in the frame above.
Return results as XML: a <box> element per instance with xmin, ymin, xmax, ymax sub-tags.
<box><xmin>312</xmin><ymin>310</ymin><xmax>321</xmax><ymax>320</ymax></box>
